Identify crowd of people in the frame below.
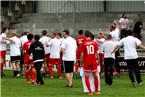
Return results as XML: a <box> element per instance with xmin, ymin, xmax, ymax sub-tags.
<box><xmin>1</xmin><ymin>13</ymin><xmax>145</xmax><ymax>95</ymax></box>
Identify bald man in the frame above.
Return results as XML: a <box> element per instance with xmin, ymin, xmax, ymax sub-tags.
<box><xmin>9</xmin><ymin>31</ymin><xmax>21</xmax><ymax>78</ymax></box>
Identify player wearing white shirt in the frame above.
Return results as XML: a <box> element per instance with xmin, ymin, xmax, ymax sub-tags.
<box><xmin>39</xmin><ymin>30</ymin><xmax>51</xmax><ymax>76</ymax></box>
<box><xmin>46</xmin><ymin>33</ymin><xmax>62</xmax><ymax>79</ymax></box>
<box><xmin>119</xmin><ymin>13</ymin><xmax>128</xmax><ymax>39</ymax></box>
<box><xmin>96</xmin><ymin>32</ymin><xmax>105</xmax><ymax>77</ymax></box>
<box><xmin>20</xmin><ymin>32</ymin><xmax>28</xmax><ymax>47</ymax></box>
<box><xmin>112</xmin><ymin>30</ymin><xmax>145</xmax><ymax>87</ymax></box>
<box><xmin>103</xmin><ymin>34</ymin><xmax>116</xmax><ymax>85</ymax></box>
<box><xmin>0</xmin><ymin>27</ymin><xmax>9</xmax><ymax>76</ymax></box>
<box><xmin>60</xmin><ymin>30</ymin><xmax>77</xmax><ymax>88</ymax></box>
<box><xmin>9</xmin><ymin>31</ymin><xmax>21</xmax><ymax>78</ymax></box>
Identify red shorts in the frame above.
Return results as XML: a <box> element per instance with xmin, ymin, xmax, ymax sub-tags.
<box><xmin>44</xmin><ymin>53</ymin><xmax>50</xmax><ymax>61</ymax></box>
<box><xmin>99</xmin><ymin>53</ymin><xmax>104</xmax><ymax>62</ymax></box>
<box><xmin>0</xmin><ymin>51</ymin><xmax>6</xmax><ymax>59</ymax></box>
<box><xmin>76</xmin><ymin>50</ymin><xmax>81</xmax><ymax>61</ymax></box>
<box><xmin>49</xmin><ymin>58</ymin><xmax>61</xmax><ymax>66</ymax></box>
<box><xmin>24</xmin><ymin>59</ymin><xmax>34</xmax><ymax>67</ymax></box>
<box><xmin>84</xmin><ymin>63</ymin><xmax>98</xmax><ymax>72</ymax></box>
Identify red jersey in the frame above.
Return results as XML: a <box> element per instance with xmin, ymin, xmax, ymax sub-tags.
<box><xmin>81</xmin><ymin>39</ymin><xmax>98</xmax><ymax>65</ymax></box>
<box><xmin>76</xmin><ymin>35</ymin><xmax>85</xmax><ymax>50</ymax></box>
<box><xmin>22</xmin><ymin>40</ymin><xmax>33</xmax><ymax>61</ymax></box>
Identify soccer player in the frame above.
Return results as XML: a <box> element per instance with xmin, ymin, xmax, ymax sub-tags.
<box><xmin>28</xmin><ymin>35</ymin><xmax>45</xmax><ymax>86</ymax></box>
<box><xmin>20</xmin><ymin>32</ymin><xmax>29</xmax><ymax>76</ymax></box>
<box><xmin>46</xmin><ymin>32</ymin><xmax>62</xmax><ymax>79</ymax></box>
<box><xmin>22</xmin><ymin>34</ymin><xmax>36</xmax><ymax>84</ymax></box>
<box><xmin>0</xmin><ymin>27</ymin><xmax>9</xmax><ymax>77</ymax></box>
<box><xmin>103</xmin><ymin>34</ymin><xmax>116</xmax><ymax>85</ymax></box>
<box><xmin>9</xmin><ymin>31</ymin><xmax>21</xmax><ymax>78</ymax></box>
<box><xmin>112</xmin><ymin>30</ymin><xmax>145</xmax><ymax>87</ymax></box>
<box><xmin>75</xmin><ymin>30</ymin><xmax>85</xmax><ymax>79</ymax></box>
<box><xmin>96</xmin><ymin>32</ymin><xmax>105</xmax><ymax>77</ymax></box>
<box><xmin>80</xmin><ymin>30</ymin><xmax>100</xmax><ymax>95</ymax></box>
<box><xmin>60</xmin><ymin>30</ymin><xmax>77</xmax><ymax>88</ymax></box>
<box><xmin>39</xmin><ymin>30</ymin><xmax>51</xmax><ymax>77</ymax></box>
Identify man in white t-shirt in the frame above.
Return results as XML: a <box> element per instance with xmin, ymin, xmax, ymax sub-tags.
<box><xmin>103</xmin><ymin>34</ymin><xmax>116</xmax><ymax>85</ymax></box>
<box><xmin>9</xmin><ymin>31</ymin><xmax>21</xmax><ymax>78</ymax></box>
<box><xmin>96</xmin><ymin>32</ymin><xmax>105</xmax><ymax>77</ymax></box>
<box><xmin>39</xmin><ymin>30</ymin><xmax>51</xmax><ymax>76</ymax></box>
<box><xmin>119</xmin><ymin>13</ymin><xmax>128</xmax><ymax>39</ymax></box>
<box><xmin>60</xmin><ymin>30</ymin><xmax>77</xmax><ymax>88</ymax></box>
<box><xmin>112</xmin><ymin>30</ymin><xmax>145</xmax><ymax>87</ymax></box>
<box><xmin>46</xmin><ymin>32</ymin><xmax>62</xmax><ymax>79</ymax></box>
<box><xmin>0</xmin><ymin>27</ymin><xmax>9</xmax><ymax>76</ymax></box>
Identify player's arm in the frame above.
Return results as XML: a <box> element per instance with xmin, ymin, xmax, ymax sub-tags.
<box><xmin>60</xmin><ymin>48</ymin><xmax>64</xmax><ymax>56</ymax></box>
<box><xmin>96</xmin><ymin>51</ymin><xmax>100</xmax><ymax>65</ymax></box>
<box><xmin>80</xmin><ymin>52</ymin><xmax>84</xmax><ymax>67</ymax></box>
<box><xmin>28</xmin><ymin>44</ymin><xmax>33</xmax><ymax>55</ymax></box>
<box><xmin>138</xmin><ymin>44</ymin><xmax>145</xmax><ymax>50</ymax></box>
<box><xmin>112</xmin><ymin>44</ymin><xmax>120</xmax><ymax>54</ymax></box>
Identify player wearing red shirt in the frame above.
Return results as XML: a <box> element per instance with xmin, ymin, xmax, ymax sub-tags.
<box><xmin>75</xmin><ymin>30</ymin><xmax>85</xmax><ymax>79</ymax></box>
<box><xmin>80</xmin><ymin>30</ymin><xmax>100</xmax><ymax>95</ymax></box>
<box><xmin>22</xmin><ymin>34</ymin><xmax>36</xmax><ymax>84</ymax></box>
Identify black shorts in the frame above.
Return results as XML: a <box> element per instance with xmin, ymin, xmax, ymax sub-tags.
<box><xmin>62</xmin><ymin>61</ymin><xmax>74</xmax><ymax>73</ymax></box>
<box><xmin>11</xmin><ymin>56</ymin><xmax>21</xmax><ymax>63</ymax></box>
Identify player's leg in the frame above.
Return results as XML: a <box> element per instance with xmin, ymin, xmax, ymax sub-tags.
<box><xmin>0</xmin><ymin>51</ymin><xmax>6</xmax><ymax>76</ymax></box>
<box><xmin>24</xmin><ymin>60</ymin><xmax>30</xmax><ymax>83</ymax></box>
<box><xmin>11</xmin><ymin>59</ymin><xmax>17</xmax><ymax>78</ymax></box>
<box><xmin>126</xmin><ymin>60</ymin><xmax>135</xmax><ymax>86</ymax></box>
<box><xmin>104</xmin><ymin>58</ymin><xmax>109</xmax><ymax>85</ymax></box>
<box><xmin>15</xmin><ymin>61</ymin><xmax>20</xmax><ymax>77</ymax></box>
<box><xmin>133</xmin><ymin>59</ymin><xmax>142</xmax><ymax>84</ymax></box>
<box><xmin>92</xmin><ymin>64</ymin><xmax>101</xmax><ymax>94</ymax></box>
<box><xmin>56</xmin><ymin>59</ymin><xmax>62</xmax><ymax>79</ymax></box>
<box><xmin>74</xmin><ymin>61</ymin><xmax>79</xmax><ymax>79</ymax></box>
<box><xmin>109</xmin><ymin>58</ymin><xmax>115</xmax><ymax>85</ymax></box>
<box><xmin>100</xmin><ymin>53</ymin><xmax>104</xmax><ymax>77</ymax></box>
<box><xmin>15</xmin><ymin>56</ymin><xmax>21</xmax><ymax>77</ymax></box>
<box><xmin>48</xmin><ymin>58</ymin><xmax>54</xmax><ymax>78</ymax></box>
<box><xmin>84</xmin><ymin>64</ymin><xmax>92</xmax><ymax>95</ymax></box>
<box><xmin>34</xmin><ymin>62</ymin><xmax>44</xmax><ymax>86</ymax></box>
<box><xmin>63</xmin><ymin>61</ymin><xmax>73</xmax><ymax>87</ymax></box>
<box><xmin>29</xmin><ymin>60</ymin><xmax>36</xmax><ymax>83</ymax></box>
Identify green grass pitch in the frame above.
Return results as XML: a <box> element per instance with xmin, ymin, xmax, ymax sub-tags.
<box><xmin>1</xmin><ymin>70</ymin><xmax>145</xmax><ymax>97</ymax></box>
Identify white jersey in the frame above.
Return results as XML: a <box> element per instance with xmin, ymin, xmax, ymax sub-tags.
<box><xmin>119</xmin><ymin>18</ymin><xmax>128</xmax><ymax>29</ymax></box>
<box><xmin>0</xmin><ymin>33</ymin><xmax>7</xmax><ymax>51</ymax></box>
<box><xmin>20</xmin><ymin>35</ymin><xmax>28</xmax><ymax>47</ymax></box>
<box><xmin>96</xmin><ymin>38</ymin><xmax>105</xmax><ymax>53</ymax></box>
<box><xmin>61</xmin><ymin>36</ymin><xmax>77</xmax><ymax>61</ymax></box>
<box><xmin>39</xmin><ymin>36</ymin><xmax>51</xmax><ymax>55</ymax></box>
<box><xmin>118</xmin><ymin>36</ymin><xmax>141</xmax><ymax>60</ymax></box>
<box><xmin>48</xmin><ymin>38</ymin><xmax>61</xmax><ymax>58</ymax></box>
<box><xmin>10</xmin><ymin>36</ymin><xmax>21</xmax><ymax>56</ymax></box>
<box><xmin>103</xmin><ymin>40</ymin><xmax>116</xmax><ymax>59</ymax></box>
<box><xmin>110</xmin><ymin>28</ymin><xmax>119</xmax><ymax>43</ymax></box>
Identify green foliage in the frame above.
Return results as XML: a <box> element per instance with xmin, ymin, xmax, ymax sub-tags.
<box><xmin>1</xmin><ymin>70</ymin><xmax>145</xmax><ymax>97</ymax></box>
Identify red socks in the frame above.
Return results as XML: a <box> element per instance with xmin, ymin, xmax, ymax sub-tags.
<box><xmin>75</xmin><ymin>64</ymin><xmax>79</xmax><ymax>73</ymax></box>
<box><xmin>48</xmin><ymin>65</ymin><xmax>53</xmax><ymax>77</ymax></box>
<box><xmin>25</xmin><ymin>71</ymin><xmax>30</xmax><ymax>82</ymax></box>
<box><xmin>94</xmin><ymin>76</ymin><xmax>99</xmax><ymax>92</ymax></box>
<box><xmin>32</xmin><ymin>71</ymin><xmax>36</xmax><ymax>81</ymax></box>
<box><xmin>0</xmin><ymin>63</ymin><xmax>3</xmax><ymax>74</ymax></box>
<box><xmin>85</xmin><ymin>76</ymin><xmax>92</xmax><ymax>93</ymax></box>
<box><xmin>56</xmin><ymin>65</ymin><xmax>62</xmax><ymax>77</ymax></box>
